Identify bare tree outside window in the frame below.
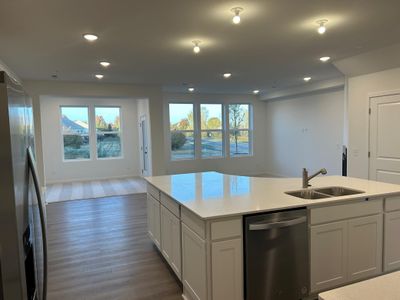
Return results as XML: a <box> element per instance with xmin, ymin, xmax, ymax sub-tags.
<box><xmin>168</xmin><ymin>103</ymin><xmax>252</xmax><ymax>159</ymax></box>
<box><xmin>229</xmin><ymin>104</ymin><xmax>250</xmax><ymax>156</ymax></box>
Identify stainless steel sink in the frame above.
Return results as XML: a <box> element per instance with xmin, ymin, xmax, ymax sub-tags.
<box><xmin>285</xmin><ymin>189</ymin><xmax>331</xmax><ymax>200</ymax></box>
<box><xmin>285</xmin><ymin>186</ymin><xmax>365</xmax><ymax>200</ymax></box>
<box><xmin>314</xmin><ymin>186</ymin><xmax>364</xmax><ymax>197</ymax></box>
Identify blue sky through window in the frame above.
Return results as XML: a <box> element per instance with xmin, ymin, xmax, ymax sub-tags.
<box><xmin>61</xmin><ymin>107</ymin><xmax>88</xmax><ymax>123</ymax></box>
<box><xmin>95</xmin><ymin>107</ymin><xmax>120</xmax><ymax>124</ymax></box>
<box><xmin>61</xmin><ymin>106</ymin><xmax>120</xmax><ymax>124</ymax></box>
<box><xmin>169</xmin><ymin>103</ymin><xmax>222</xmax><ymax>124</ymax></box>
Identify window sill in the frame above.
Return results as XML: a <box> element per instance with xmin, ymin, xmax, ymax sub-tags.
<box><xmin>97</xmin><ymin>156</ymin><xmax>124</xmax><ymax>161</ymax></box>
<box><xmin>62</xmin><ymin>158</ymin><xmax>91</xmax><ymax>162</ymax></box>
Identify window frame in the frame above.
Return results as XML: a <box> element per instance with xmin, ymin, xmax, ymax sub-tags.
<box><xmin>227</xmin><ymin>103</ymin><xmax>253</xmax><ymax>158</ymax></box>
<box><xmin>94</xmin><ymin>105</ymin><xmax>124</xmax><ymax>160</ymax></box>
<box><xmin>168</xmin><ymin>102</ymin><xmax>196</xmax><ymax>161</ymax></box>
<box><xmin>199</xmin><ymin>103</ymin><xmax>225</xmax><ymax>159</ymax></box>
<box><xmin>60</xmin><ymin>105</ymin><xmax>91</xmax><ymax>162</ymax></box>
<box><xmin>168</xmin><ymin>102</ymin><xmax>253</xmax><ymax>161</ymax></box>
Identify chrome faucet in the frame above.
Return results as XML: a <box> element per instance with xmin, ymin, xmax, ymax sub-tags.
<box><xmin>302</xmin><ymin>168</ymin><xmax>327</xmax><ymax>188</ymax></box>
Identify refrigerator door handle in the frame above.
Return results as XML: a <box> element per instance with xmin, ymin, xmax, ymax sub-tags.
<box><xmin>249</xmin><ymin>216</ymin><xmax>307</xmax><ymax>231</ymax></box>
<box><xmin>27</xmin><ymin>147</ymin><xmax>47</xmax><ymax>300</ymax></box>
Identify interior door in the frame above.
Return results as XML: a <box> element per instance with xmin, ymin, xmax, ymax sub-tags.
<box><xmin>139</xmin><ymin>115</ymin><xmax>149</xmax><ymax>176</ymax></box>
<box><xmin>369</xmin><ymin>93</ymin><xmax>400</xmax><ymax>184</ymax></box>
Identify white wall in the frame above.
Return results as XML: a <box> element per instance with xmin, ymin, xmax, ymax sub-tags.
<box><xmin>163</xmin><ymin>93</ymin><xmax>269</xmax><ymax>176</ymax></box>
<box><xmin>263</xmin><ymin>89</ymin><xmax>345</xmax><ymax>177</ymax></box>
<box><xmin>40</xmin><ymin>96</ymin><xmax>140</xmax><ymax>183</ymax></box>
<box><xmin>347</xmin><ymin>67</ymin><xmax>400</xmax><ymax>179</ymax></box>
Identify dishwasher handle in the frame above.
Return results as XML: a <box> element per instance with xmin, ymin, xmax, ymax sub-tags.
<box><xmin>249</xmin><ymin>216</ymin><xmax>307</xmax><ymax>231</ymax></box>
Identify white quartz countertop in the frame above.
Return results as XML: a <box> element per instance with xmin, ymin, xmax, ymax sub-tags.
<box><xmin>318</xmin><ymin>271</ymin><xmax>400</xmax><ymax>300</ymax></box>
<box><xmin>145</xmin><ymin>172</ymin><xmax>400</xmax><ymax>219</ymax></box>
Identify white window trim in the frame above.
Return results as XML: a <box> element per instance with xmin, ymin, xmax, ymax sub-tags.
<box><xmin>168</xmin><ymin>102</ymin><xmax>253</xmax><ymax>161</ymax></box>
<box><xmin>60</xmin><ymin>105</ymin><xmax>91</xmax><ymax>162</ymax></box>
<box><xmin>227</xmin><ymin>103</ymin><xmax>253</xmax><ymax>158</ymax></box>
<box><xmin>200</xmin><ymin>103</ymin><xmax>225</xmax><ymax>159</ymax></box>
<box><xmin>60</xmin><ymin>105</ymin><xmax>124</xmax><ymax>162</ymax></box>
<box><xmin>94</xmin><ymin>106</ymin><xmax>124</xmax><ymax>160</ymax></box>
<box><xmin>169</xmin><ymin>102</ymin><xmax>196</xmax><ymax>161</ymax></box>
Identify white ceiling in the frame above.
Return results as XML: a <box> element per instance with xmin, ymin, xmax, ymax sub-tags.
<box><xmin>1</xmin><ymin>0</ymin><xmax>400</xmax><ymax>94</ymax></box>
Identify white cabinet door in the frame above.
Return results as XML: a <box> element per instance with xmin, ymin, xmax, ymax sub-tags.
<box><xmin>310</xmin><ymin>221</ymin><xmax>348</xmax><ymax>292</ymax></box>
<box><xmin>348</xmin><ymin>215</ymin><xmax>383</xmax><ymax>281</ymax></box>
<box><xmin>211</xmin><ymin>239</ymin><xmax>243</xmax><ymax>300</ymax></box>
<box><xmin>181</xmin><ymin>223</ymin><xmax>207</xmax><ymax>300</ymax></box>
<box><xmin>161</xmin><ymin>206</ymin><xmax>182</xmax><ymax>279</ymax></box>
<box><xmin>147</xmin><ymin>194</ymin><xmax>161</xmax><ymax>249</ymax></box>
<box><xmin>146</xmin><ymin>194</ymin><xmax>154</xmax><ymax>241</ymax></box>
<box><xmin>384</xmin><ymin>211</ymin><xmax>400</xmax><ymax>272</ymax></box>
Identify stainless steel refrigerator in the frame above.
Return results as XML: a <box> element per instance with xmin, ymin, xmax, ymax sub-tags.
<box><xmin>0</xmin><ymin>71</ymin><xmax>47</xmax><ymax>300</ymax></box>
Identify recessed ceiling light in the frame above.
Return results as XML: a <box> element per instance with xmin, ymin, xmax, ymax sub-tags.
<box><xmin>83</xmin><ymin>33</ymin><xmax>98</xmax><ymax>42</ymax></box>
<box><xmin>231</xmin><ymin>7</ymin><xmax>243</xmax><ymax>24</ymax></box>
<box><xmin>253</xmin><ymin>90</ymin><xmax>260</xmax><ymax>94</ymax></box>
<box><xmin>316</xmin><ymin>19</ymin><xmax>328</xmax><ymax>34</ymax></box>
<box><xmin>320</xmin><ymin>56</ymin><xmax>331</xmax><ymax>62</ymax></box>
<box><xmin>100</xmin><ymin>61</ymin><xmax>110</xmax><ymax>67</ymax></box>
<box><xmin>223</xmin><ymin>73</ymin><xmax>232</xmax><ymax>78</ymax></box>
<box><xmin>304</xmin><ymin>77</ymin><xmax>311</xmax><ymax>82</ymax></box>
<box><xmin>95</xmin><ymin>74</ymin><xmax>104</xmax><ymax>79</ymax></box>
<box><xmin>188</xmin><ymin>87</ymin><xmax>195</xmax><ymax>92</ymax></box>
<box><xmin>192</xmin><ymin>40</ymin><xmax>201</xmax><ymax>54</ymax></box>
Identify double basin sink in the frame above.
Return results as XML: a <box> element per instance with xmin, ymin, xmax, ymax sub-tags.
<box><xmin>286</xmin><ymin>186</ymin><xmax>365</xmax><ymax>200</ymax></box>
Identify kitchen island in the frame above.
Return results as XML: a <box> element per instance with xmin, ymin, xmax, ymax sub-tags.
<box><xmin>145</xmin><ymin>172</ymin><xmax>400</xmax><ymax>300</ymax></box>
<box><xmin>318</xmin><ymin>271</ymin><xmax>400</xmax><ymax>300</ymax></box>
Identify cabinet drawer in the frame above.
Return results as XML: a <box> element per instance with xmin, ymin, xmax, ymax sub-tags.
<box><xmin>310</xmin><ymin>199</ymin><xmax>383</xmax><ymax>225</ymax></box>
<box><xmin>385</xmin><ymin>196</ymin><xmax>400</xmax><ymax>212</ymax></box>
<box><xmin>181</xmin><ymin>207</ymin><xmax>206</xmax><ymax>239</ymax></box>
<box><xmin>161</xmin><ymin>193</ymin><xmax>180</xmax><ymax>218</ymax></box>
<box><xmin>147</xmin><ymin>183</ymin><xmax>160</xmax><ymax>201</ymax></box>
<box><xmin>211</xmin><ymin>218</ymin><xmax>242</xmax><ymax>241</ymax></box>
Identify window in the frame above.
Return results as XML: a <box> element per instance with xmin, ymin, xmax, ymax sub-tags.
<box><xmin>95</xmin><ymin>107</ymin><xmax>122</xmax><ymax>158</ymax></box>
<box><xmin>169</xmin><ymin>103</ymin><xmax>195</xmax><ymax>160</ymax></box>
<box><xmin>168</xmin><ymin>103</ymin><xmax>252</xmax><ymax>160</ymax></box>
<box><xmin>229</xmin><ymin>104</ymin><xmax>251</xmax><ymax>156</ymax></box>
<box><xmin>201</xmin><ymin>104</ymin><xmax>223</xmax><ymax>157</ymax></box>
<box><xmin>61</xmin><ymin>106</ymin><xmax>90</xmax><ymax>160</ymax></box>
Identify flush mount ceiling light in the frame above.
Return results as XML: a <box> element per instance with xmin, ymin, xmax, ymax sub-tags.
<box><xmin>320</xmin><ymin>56</ymin><xmax>331</xmax><ymax>62</ymax></box>
<box><xmin>253</xmin><ymin>90</ymin><xmax>260</xmax><ymax>94</ymax></box>
<box><xmin>303</xmin><ymin>77</ymin><xmax>311</xmax><ymax>82</ymax></box>
<box><xmin>188</xmin><ymin>87</ymin><xmax>195</xmax><ymax>92</ymax></box>
<box><xmin>100</xmin><ymin>61</ymin><xmax>110</xmax><ymax>67</ymax></box>
<box><xmin>95</xmin><ymin>74</ymin><xmax>104</xmax><ymax>79</ymax></box>
<box><xmin>316</xmin><ymin>19</ymin><xmax>328</xmax><ymax>34</ymax></box>
<box><xmin>192</xmin><ymin>40</ymin><xmax>201</xmax><ymax>54</ymax></box>
<box><xmin>83</xmin><ymin>33</ymin><xmax>98</xmax><ymax>41</ymax></box>
<box><xmin>231</xmin><ymin>7</ymin><xmax>243</xmax><ymax>24</ymax></box>
<box><xmin>223</xmin><ymin>73</ymin><xmax>232</xmax><ymax>78</ymax></box>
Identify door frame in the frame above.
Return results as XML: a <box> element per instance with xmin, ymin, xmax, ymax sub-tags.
<box><xmin>368</xmin><ymin>89</ymin><xmax>400</xmax><ymax>180</ymax></box>
<box><xmin>139</xmin><ymin>114</ymin><xmax>150</xmax><ymax>177</ymax></box>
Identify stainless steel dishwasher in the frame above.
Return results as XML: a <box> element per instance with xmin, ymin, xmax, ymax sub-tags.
<box><xmin>244</xmin><ymin>208</ymin><xmax>309</xmax><ymax>300</ymax></box>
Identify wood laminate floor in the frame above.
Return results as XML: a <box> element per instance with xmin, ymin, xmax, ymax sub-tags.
<box><xmin>45</xmin><ymin>177</ymin><xmax>146</xmax><ymax>203</ymax></box>
<box><xmin>46</xmin><ymin>193</ymin><xmax>182</xmax><ymax>300</ymax></box>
